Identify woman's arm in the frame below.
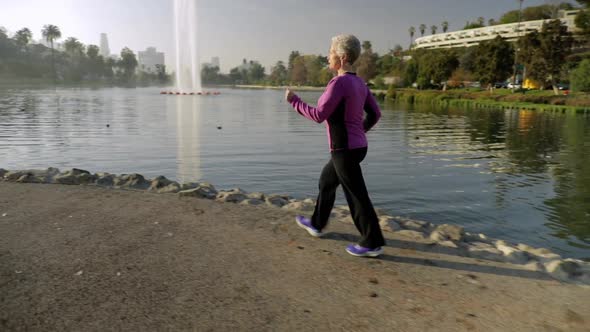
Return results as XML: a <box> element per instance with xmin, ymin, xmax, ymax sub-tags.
<box><xmin>287</xmin><ymin>79</ymin><xmax>343</xmax><ymax>123</ymax></box>
<box><xmin>363</xmin><ymin>88</ymin><xmax>381</xmax><ymax>132</ymax></box>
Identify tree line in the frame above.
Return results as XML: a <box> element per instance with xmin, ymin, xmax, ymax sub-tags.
<box><xmin>0</xmin><ymin>24</ymin><xmax>170</xmax><ymax>85</ymax></box>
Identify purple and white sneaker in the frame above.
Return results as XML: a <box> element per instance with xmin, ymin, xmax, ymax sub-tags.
<box><xmin>295</xmin><ymin>215</ymin><xmax>325</xmax><ymax>237</ymax></box>
<box><xmin>345</xmin><ymin>244</ymin><xmax>383</xmax><ymax>257</ymax></box>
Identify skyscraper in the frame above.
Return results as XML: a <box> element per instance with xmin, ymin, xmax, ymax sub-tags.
<box><xmin>100</xmin><ymin>33</ymin><xmax>110</xmax><ymax>58</ymax></box>
<box><xmin>138</xmin><ymin>47</ymin><xmax>165</xmax><ymax>72</ymax></box>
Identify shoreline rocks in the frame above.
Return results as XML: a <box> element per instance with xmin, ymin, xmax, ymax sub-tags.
<box><xmin>1</xmin><ymin>166</ymin><xmax>589</xmax><ymax>285</ymax></box>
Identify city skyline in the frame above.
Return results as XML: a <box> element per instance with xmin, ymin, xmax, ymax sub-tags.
<box><xmin>1</xmin><ymin>0</ymin><xmax>558</xmax><ymax>72</ymax></box>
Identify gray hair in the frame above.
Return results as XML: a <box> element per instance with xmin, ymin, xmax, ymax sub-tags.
<box><xmin>331</xmin><ymin>34</ymin><xmax>361</xmax><ymax>65</ymax></box>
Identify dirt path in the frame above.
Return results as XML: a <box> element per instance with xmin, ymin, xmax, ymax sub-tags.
<box><xmin>1</xmin><ymin>182</ymin><xmax>589</xmax><ymax>331</ymax></box>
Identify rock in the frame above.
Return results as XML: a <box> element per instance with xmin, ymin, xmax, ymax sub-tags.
<box><xmin>282</xmin><ymin>201</ymin><xmax>314</xmax><ymax>212</ymax></box>
<box><xmin>96</xmin><ymin>173</ymin><xmax>115</xmax><ymax>186</ymax></box>
<box><xmin>180</xmin><ymin>182</ymin><xmax>201</xmax><ymax>190</ymax></box>
<box><xmin>240</xmin><ymin>198</ymin><xmax>265</xmax><ymax>206</ymax></box>
<box><xmin>247</xmin><ymin>192</ymin><xmax>265</xmax><ymax>200</ymax></box>
<box><xmin>148</xmin><ymin>176</ymin><xmax>173</xmax><ymax>191</ymax></box>
<box><xmin>0</xmin><ymin>168</ymin><xmax>8</xmax><ymax>178</ymax></box>
<box><xmin>69</xmin><ymin>168</ymin><xmax>90</xmax><ymax>176</ymax></box>
<box><xmin>463</xmin><ymin>232</ymin><xmax>492</xmax><ymax>244</ymax></box>
<box><xmin>76</xmin><ymin>173</ymin><xmax>97</xmax><ymax>185</ymax></box>
<box><xmin>337</xmin><ymin>216</ymin><xmax>354</xmax><ymax>224</ymax></box>
<box><xmin>379</xmin><ymin>216</ymin><xmax>401</xmax><ymax>232</ymax></box>
<box><xmin>430</xmin><ymin>224</ymin><xmax>464</xmax><ymax>242</ymax></box>
<box><xmin>302</xmin><ymin>198</ymin><xmax>315</xmax><ymax>205</ymax></box>
<box><xmin>545</xmin><ymin>259</ymin><xmax>584</xmax><ymax>281</ymax></box>
<box><xmin>466</xmin><ymin>242</ymin><xmax>504</xmax><ymax>262</ymax></box>
<box><xmin>216</xmin><ymin>191</ymin><xmax>248</xmax><ymax>203</ymax></box>
<box><xmin>375</xmin><ymin>208</ymin><xmax>389</xmax><ymax>217</ymax></box>
<box><xmin>266</xmin><ymin>194</ymin><xmax>289</xmax><ymax>207</ymax></box>
<box><xmin>438</xmin><ymin>240</ymin><xmax>459</xmax><ymax>249</ymax></box>
<box><xmin>516</xmin><ymin>245</ymin><xmax>561</xmax><ymax>264</ymax></box>
<box><xmin>157</xmin><ymin>182</ymin><xmax>181</xmax><ymax>193</ymax></box>
<box><xmin>53</xmin><ymin>173</ymin><xmax>79</xmax><ymax>185</ymax></box>
<box><xmin>4</xmin><ymin>171</ymin><xmax>28</xmax><ymax>182</ymax></box>
<box><xmin>523</xmin><ymin>261</ymin><xmax>544</xmax><ymax>272</ymax></box>
<box><xmin>178</xmin><ymin>184</ymin><xmax>218</xmax><ymax>199</ymax></box>
<box><xmin>115</xmin><ymin>173</ymin><xmax>150</xmax><ymax>189</ymax></box>
<box><xmin>496</xmin><ymin>242</ymin><xmax>530</xmax><ymax>264</ymax></box>
<box><xmin>396</xmin><ymin>230</ymin><xmax>428</xmax><ymax>242</ymax></box>
<box><xmin>399</xmin><ymin>219</ymin><xmax>427</xmax><ymax>231</ymax></box>
<box><xmin>16</xmin><ymin>173</ymin><xmax>44</xmax><ymax>183</ymax></box>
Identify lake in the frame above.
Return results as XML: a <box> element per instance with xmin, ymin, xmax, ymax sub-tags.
<box><xmin>1</xmin><ymin>86</ymin><xmax>589</xmax><ymax>259</ymax></box>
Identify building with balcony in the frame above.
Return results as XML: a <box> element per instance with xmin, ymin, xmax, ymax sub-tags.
<box><xmin>414</xmin><ymin>10</ymin><xmax>580</xmax><ymax>50</ymax></box>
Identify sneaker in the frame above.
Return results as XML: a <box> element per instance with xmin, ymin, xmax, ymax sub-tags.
<box><xmin>295</xmin><ymin>215</ymin><xmax>324</xmax><ymax>237</ymax></box>
<box><xmin>345</xmin><ymin>244</ymin><xmax>383</xmax><ymax>257</ymax></box>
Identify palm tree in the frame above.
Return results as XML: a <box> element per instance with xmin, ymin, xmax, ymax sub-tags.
<box><xmin>409</xmin><ymin>26</ymin><xmax>416</xmax><ymax>48</ymax></box>
<box><xmin>64</xmin><ymin>37</ymin><xmax>84</xmax><ymax>56</ymax></box>
<box><xmin>419</xmin><ymin>24</ymin><xmax>426</xmax><ymax>37</ymax></box>
<box><xmin>431</xmin><ymin>25</ymin><xmax>438</xmax><ymax>35</ymax></box>
<box><xmin>442</xmin><ymin>21</ymin><xmax>449</xmax><ymax>33</ymax></box>
<box><xmin>41</xmin><ymin>24</ymin><xmax>62</xmax><ymax>82</ymax></box>
<box><xmin>362</xmin><ymin>40</ymin><xmax>372</xmax><ymax>52</ymax></box>
<box><xmin>14</xmin><ymin>28</ymin><xmax>32</xmax><ymax>49</ymax></box>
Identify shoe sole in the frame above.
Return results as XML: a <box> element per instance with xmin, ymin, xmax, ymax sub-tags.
<box><xmin>345</xmin><ymin>248</ymin><xmax>383</xmax><ymax>257</ymax></box>
<box><xmin>296</xmin><ymin>219</ymin><xmax>325</xmax><ymax>238</ymax></box>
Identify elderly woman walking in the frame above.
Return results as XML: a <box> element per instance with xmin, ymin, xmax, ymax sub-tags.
<box><xmin>285</xmin><ymin>34</ymin><xmax>385</xmax><ymax>257</ymax></box>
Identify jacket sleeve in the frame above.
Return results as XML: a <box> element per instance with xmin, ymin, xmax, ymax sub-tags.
<box><xmin>289</xmin><ymin>79</ymin><xmax>343</xmax><ymax>123</ymax></box>
<box><xmin>363</xmin><ymin>88</ymin><xmax>381</xmax><ymax>132</ymax></box>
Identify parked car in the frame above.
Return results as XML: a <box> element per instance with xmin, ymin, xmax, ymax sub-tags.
<box><xmin>494</xmin><ymin>82</ymin><xmax>508</xmax><ymax>88</ymax></box>
<box><xmin>556</xmin><ymin>83</ymin><xmax>569</xmax><ymax>90</ymax></box>
<box><xmin>507</xmin><ymin>82</ymin><xmax>522</xmax><ymax>89</ymax></box>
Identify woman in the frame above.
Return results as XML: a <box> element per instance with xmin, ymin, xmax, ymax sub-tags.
<box><xmin>285</xmin><ymin>34</ymin><xmax>385</xmax><ymax>257</ymax></box>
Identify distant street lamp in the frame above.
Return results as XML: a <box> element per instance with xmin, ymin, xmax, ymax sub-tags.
<box><xmin>511</xmin><ymin>0</ymin><xmax>524</xmax><ymax>92</ymax></box>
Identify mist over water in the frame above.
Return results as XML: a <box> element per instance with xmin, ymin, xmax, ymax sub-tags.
<box><xmin>174</xmin><ymin>0</ymin><xmax>201</xmax><ymax>92</ymax></box>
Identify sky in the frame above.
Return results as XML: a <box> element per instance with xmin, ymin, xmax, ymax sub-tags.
<box><xmin>1</xmin><ymin>0</ymin><xmax>557</xmax><ymax>73</ymax></box>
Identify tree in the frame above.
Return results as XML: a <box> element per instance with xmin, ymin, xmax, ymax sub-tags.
<box><xmin>442</xmin><ymin>21</ymin><xmax>449</xmax><ymax>33</ymax></box>
<box><xmin>201</xmin><ymin>65</ymin><xmax>220</xmax><ymax>84</ymax></box>
<box><xmin>575</xmin><ymin>9</ymin><xmax>590</xmax><ymax>35</ymax></box>
<box><xmin>392</xmin><ymin>44</ymin><xmax>403</xmax><ymax>56</ymax></box>
<box><xmin>288</xmin><ymin>50</ymin><xmax>300</xmax><ymax>73</ymax></box>
<box><xmin>570</xmin><ymin>59</ymin><xmax>590</xmax><ymax>91</ymax></box>
<box><xmin>477</xmin><ymin>17</ymin><xmax>485</xmax><ymax>26</ymax></box>
<box><xmin>520</xmin><ymin>20</ymin><xmax>574</xmax><ymax>94</ymax></box>
<box><xmin>118</xmin><ymin>47</ymin><xmax>138</xmax><ymax>82</ymax></box>
<box><xmin>419</xmin><ymin>24</ymin><xmax>426</xmax><ymax>37</ymax></box>
<box><xmin>269</xmin><ymin>60</ymin><xmax>287</xmax><ymax>85</ymax></box>
<box><xmin>473</xmin><ymin>36</ymin><xmax>514</xmax><ymax>91</ymax></box>
<box><xmin>86</xmin><ymin>44</ymin><xmax>99</xmax><ymax>58</ymax></box>
<box><xmin>409</xmin><ymin>26</ymin><xmax>416</xmax><ymax>48</ymax></box>
<box><xmin>247</xmin><ymin>61</ymin><xmax>265</xmax><ymax>83</ymax></box>
<box><xmin>41</xmin><ymin>24</ymin><xmax>61</xmax><ymax>82</ymax></box>
<box><xmin>14</xmin><ymin>28</ymin><xmax>32</xmax><ymax>49</ymax></box>
<box><xmin>64</xmin><ymin>37</ymin><xmax>84</xmax><ymax>56</ymax></box>
<box><xmin>430</xmin><ymin>25</ymin><xmax>438</xmax><ymax>35</ymax></box>
<box><xmin>291</xmin><ymin>56</ymin><xmax>307</xmax><ymax>85</ymax></box>
<box><xmin>488</xmin><ymin>18</ymin><xmax>497</xmax><ymax>26</ymax></box>
<box><xmin>416</xmin><ymin>49</ymin><xmax>459</xmax><ymax>89</ymax></box>
<box><xmin>357</xmin><ymin>41</ymin><xmax>379</xmax><ymax>82</ymax></box>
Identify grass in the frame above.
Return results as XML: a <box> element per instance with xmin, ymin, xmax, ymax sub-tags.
<box><xmin>377</xmin><ymin>88</ymin><xmax>590</xmax><ymax>113</ymax></box>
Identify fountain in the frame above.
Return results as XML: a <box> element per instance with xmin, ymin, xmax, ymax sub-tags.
<box><xmin>161</xmin><ymin>0</ymin><xmax>219</xmax><ymax>96</ymax></box>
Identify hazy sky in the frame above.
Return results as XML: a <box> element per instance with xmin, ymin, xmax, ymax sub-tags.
<box><xmin>1</xmin><ymin>0</ymin><xmax>554</xmax><ymax>72</ymax></box>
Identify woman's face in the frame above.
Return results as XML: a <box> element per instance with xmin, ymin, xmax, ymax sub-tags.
<box><xmin>328</xmin><ymin>45</ymin><xmax>341</xmax><ymax>71</ymax></box>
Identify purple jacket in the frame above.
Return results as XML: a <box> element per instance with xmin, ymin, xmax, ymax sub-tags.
<box><xmin>289</xmin><ymin>72</ymin><xmax>381</xmax><ymax>151</ymax></box>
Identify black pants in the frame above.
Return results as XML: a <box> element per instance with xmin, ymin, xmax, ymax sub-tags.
<box><xmin>311</xmin><ymin>147</ymin><xmax>385</xmax><ymax>248</ymax></box>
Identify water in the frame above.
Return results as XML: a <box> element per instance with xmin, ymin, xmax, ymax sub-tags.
<box><xmin>1</xmin><ymin>86</ymin><xmax>589</xmax><ymax>259</ymax></box>
<box><xmin>174</xmin><ymin>0</ymin><xmax>201</xmax><ymax>92</ymax></box>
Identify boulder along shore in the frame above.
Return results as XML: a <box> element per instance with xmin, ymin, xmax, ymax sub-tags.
<box><xmin>1</xmin><ymin>167</ymin><xmax>589</xmax><ymax>330</ymax></box>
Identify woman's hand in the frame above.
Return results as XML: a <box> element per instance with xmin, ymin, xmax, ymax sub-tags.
<box><xmin>285</xmin><ymin>88</ymin><xmax>295</xmax><ymax>103</ymax></box>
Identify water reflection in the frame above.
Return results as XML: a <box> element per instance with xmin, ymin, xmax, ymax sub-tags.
<box><xmin>174</xmin><ymin>96</ymin><xmax>201</xmax><ymax>182</ymax></box>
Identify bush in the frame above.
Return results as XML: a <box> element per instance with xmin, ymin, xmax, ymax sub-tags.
<box><xmin>571</xmin><ymin>59</ymin><xmax>590</xmax><ymax>92</ymax></box>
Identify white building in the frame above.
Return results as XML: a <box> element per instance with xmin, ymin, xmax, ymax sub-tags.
<box><xmin>138</xmin><ymin>47</ymin><xmax>165</xmax><ymax>72</ymax></box>
<box><xmin>414</xmin><ymin>10</ymin><xmax>580</xmax><ymax>50</ymax></box>
<box><xmin>100</xmin><ymin>33</ymin><xmax>110</xmax><ymax>58</ymax></box>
